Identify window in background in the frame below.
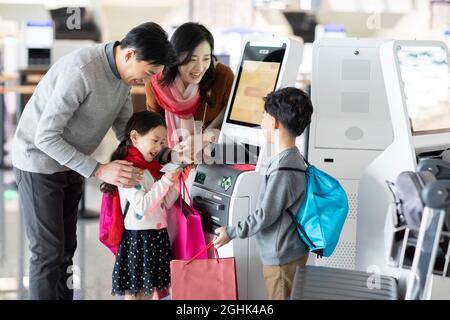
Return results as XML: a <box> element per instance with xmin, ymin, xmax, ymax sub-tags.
<box><xmin>329</xmin><ymin>0</ymin><xmax>413</xmax><ymax>13</ymax></box>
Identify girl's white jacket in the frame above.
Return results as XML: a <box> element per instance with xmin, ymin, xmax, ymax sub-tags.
<box><xmin>118</xmin><ymin>170</ymin><xmax>179</xmax><ymax>231</ymax></box>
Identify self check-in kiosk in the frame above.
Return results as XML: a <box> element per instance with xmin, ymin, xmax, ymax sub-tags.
<box><xmin>190</xmin><ymin>36</ymin><xmax>303</xmax><ymax>300</ymax></box>
<box><xmin>308</xmin><ymin>38</ymin><xmax>393</xmax><ymax>269</ymax></box>
<box><xmin>356</xmin><ymin>41</ymin><xmax>450</xmax><ymax>279</ymax></box>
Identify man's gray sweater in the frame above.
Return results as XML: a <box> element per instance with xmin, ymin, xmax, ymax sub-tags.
<box><xmin>225</xmin><ymin>147</ymin><xmax>309</xmax><ymax>265</ymax></box>
<box><xmin>12</xmin><ymin>42</ymin><xmax>132</xmax><ymax>178</ymax></box>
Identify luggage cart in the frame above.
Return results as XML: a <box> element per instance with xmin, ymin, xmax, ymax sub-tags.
<box><xmin>384</xmin><ymin>161</ymin><xmax>450</xmax><ymax>277</ymax></box>
<box><xmin>405</xmin><ymin>178</ymin><xmax>450</xmax><ymax>299</ymax></box>
<box><xmin>291</xmin><ymin>159</ymin><xmax>450</xmax><ymax>300</ymax></box>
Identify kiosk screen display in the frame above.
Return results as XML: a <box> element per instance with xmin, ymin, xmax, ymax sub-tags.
<box><xmin>227</xmin><ymin>42</ymin><xmax>286</xmax><ymax>127</ymax></box>
<box><xmin>397</xmin><ymin>45</ymin><xmax>450</xmax><ymax>135</ymax></box>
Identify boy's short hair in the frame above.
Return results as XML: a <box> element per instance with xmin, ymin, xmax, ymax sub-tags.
<box><xmin>263</xmin><ymin>87</ymin><xmax>313</xmax><ymax>137</ymax></box>
<box><xmin>120</xmin><ymin>22</ymin><xmax>176</xmax><ymax>67</ymax></box>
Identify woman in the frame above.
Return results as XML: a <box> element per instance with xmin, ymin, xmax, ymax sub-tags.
<box><xmin>145</xmin><ymin>22</ymin><xmax>234</xmax><ymax>163</ymax></box>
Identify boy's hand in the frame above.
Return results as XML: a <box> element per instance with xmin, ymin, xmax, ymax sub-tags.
<box><xmin>213</xmin><ymin>227</ymin><xmax>231</xmax><ymax>248</ymax></box>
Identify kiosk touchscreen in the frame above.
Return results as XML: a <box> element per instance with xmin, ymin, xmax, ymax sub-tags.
<box><xmin>356</xmin><ymin>41</ymin><xmax>450</xmax><ymax>275</ymax></box>
<box><xmin>226</xmin><ymin>42</ymin><xmax>286</xmax><ymax>127</ymax></box>
<box><xmin>397</xmin><ymin>45</ymin><xmax>450</xmax><ymax>152</ymax></box>
<box><xmin>219</xmin><ymin>38</ymin><xmax>303</xmax><ymax>160</ymax></box>
<box><xmin>210</xmin><ymin>41</ymin><xmax>290</xmax><ymax>165</ymax></box>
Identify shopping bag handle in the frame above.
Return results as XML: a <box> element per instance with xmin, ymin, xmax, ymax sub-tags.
<box><xmin>185</xmin><ymin>241</ymin><xmax>219</xmax><ymax>265</ymax></box>
<box><xmin>178</xmin><ymin>178</ymin><xmax>198</xmax><ymax>216</ymax></box>
<box><xmin>179</xmin><ymin>176</ymin><xmax>193</xmax><ymax>204</ymax></box>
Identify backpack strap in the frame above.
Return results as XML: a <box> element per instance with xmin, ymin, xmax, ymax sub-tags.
<box><xmin>304</xmin><ymin>158</ymin><xmax>311</xmax><ymax>167</ymax></box>
<box><xmin>265</xmin><ymin>164</ymin><xmax>324</xmax><ymax>258</ymax></box>
<box><xmin>265</xmin><ymin>167</ymin><xmax>306</xmax><ymax>183</ymax></box>
<box><xmin>287</xmin><ymin>202</ymin><xmax>324</xmax><ymax>258</ymax></box>
<box><xmin>285</xmin><ymin>193</ymin><xmax>314</xmax><ymax>245</ymax></box>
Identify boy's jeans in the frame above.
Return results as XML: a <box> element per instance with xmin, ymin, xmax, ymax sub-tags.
<box><xmin>262</xmin><ymin>255</ymin><xmax>309</xmax><ymax>300</ymax></box>
<box><xmin>14</xmin><ymin>168</ymin><xmax>83</xmax><ymax>300</ymax></box>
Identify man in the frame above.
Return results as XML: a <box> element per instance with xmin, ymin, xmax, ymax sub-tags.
<box><xmin>12</xmin><ymin>22</ymin><xmax>176</xmax><ymax>300</ymax></box>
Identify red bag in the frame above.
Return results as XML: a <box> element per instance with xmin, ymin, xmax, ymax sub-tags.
<box><xmin>171</xmin><ymin>177</ymin><xmax>208</xmax><ymax>260</ymax></box>
<box><xmin>170</xmin><ymin>242</ymin><xmax>238</xmax><ymax>300</ymax></box>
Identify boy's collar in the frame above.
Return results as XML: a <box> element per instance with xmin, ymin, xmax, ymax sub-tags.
<box><xmin>268</xmin><ymin>146</ymin><xmax>298</xmax><ymax>164</ymax></box>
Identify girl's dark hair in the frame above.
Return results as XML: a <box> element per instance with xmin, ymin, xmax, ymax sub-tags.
<box><xmin>160</xmin><ymin>22</ymin><xmax>216</xmax><ymax>106</ymax></box>
<box><xmin>100</xmin><ymin>111</ymin><xmax>166</xmax><ymax>195</ymax></box>
<box><xmin>120</xmin><ymin>22</ymin><xmax>176</xmax><ymax>67</ymax></box>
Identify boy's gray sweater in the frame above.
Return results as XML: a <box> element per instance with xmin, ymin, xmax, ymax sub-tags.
<box><xmin>225</xmin><ymin>147</ymin><xmax>309</xmax><ymax>266</ymax></box>
<box><xmin>12</xmin><ymin>42</ymin><xmax>132</xmax><ymax>178</ymax></box>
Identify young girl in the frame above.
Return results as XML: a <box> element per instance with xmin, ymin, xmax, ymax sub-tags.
<box><xmin>101</xmin><ymin>111</ymin><xmax>184</xmax><ymax>300</ymax></box>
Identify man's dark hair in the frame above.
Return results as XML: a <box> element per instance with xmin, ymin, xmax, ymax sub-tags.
<box><xmin>120</xmin><ymin>22</ymin><xmax>176</xmax><ymax>66</ymax></box>
<box><xmin>263</xmin><ymin>87</ymin><xmax>313</xmax><ymax>137</ymax></box>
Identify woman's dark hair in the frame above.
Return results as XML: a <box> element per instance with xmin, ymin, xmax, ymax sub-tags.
<box><xmin>160</xmin><ymin>22</ymin><xmax>216</xmax><ymax>106</ymax></box>
<box><xmin>263</xmin><ymin>87</ymin><xmax>314</xmax><ymax>137</ymax></box>
<box><xmin>120</xmin><ymin>22</ymin><xmax>176</xmax><ymax>67</ymax></box>
<box><xmin>100</xmin><ymin>111</ymin><xmax>166</xmax><ymax>195</ymax></box>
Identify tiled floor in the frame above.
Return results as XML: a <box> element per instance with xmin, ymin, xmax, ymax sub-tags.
<box><xmin>0</xmin><ymin>130</ymin><xmax>123</xmax><ymax>300</ymax></box>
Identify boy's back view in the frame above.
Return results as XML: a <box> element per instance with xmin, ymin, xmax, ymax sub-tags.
<box><xmin>214</xmin><ymin>87</ymin><xmax>314</xmax><ymax>300</ymax></box>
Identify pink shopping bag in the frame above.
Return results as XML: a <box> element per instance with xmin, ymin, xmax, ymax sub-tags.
<box><xmin>170</xmin><ymin>242</ymin><xmax>238</xmax><ymax>300</ymax></box>
<box><xmin>171</xmin><ymin>177</ymin><xmax>208</xmax><ymax>260</ymax></box>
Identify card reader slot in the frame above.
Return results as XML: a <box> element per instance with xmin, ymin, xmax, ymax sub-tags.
<box><xmin>193</xmin><ymin>196</ymin><xmax>225</xmax><ymax>211</ymax></box>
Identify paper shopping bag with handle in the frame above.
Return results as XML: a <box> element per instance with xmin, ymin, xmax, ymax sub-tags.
<box><xmin>170</xmin><ymin>242</ymin><xmax>238</xmax><ymax>300</ymax></box>
<box><xmin>171</xmin><ymin>177</ymin><xmax>208</xmax><ymax>260</ymax></box>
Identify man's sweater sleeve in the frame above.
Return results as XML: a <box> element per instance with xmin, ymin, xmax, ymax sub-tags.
<box><xmin>34</xmin><ymin>67</ymin><xmax>98</xmax><ymax>178</ymax></box>
<box><xmin>225</xmin><ymin>171</ymin><xmax>294</xmax><ymax>240</ymax></box>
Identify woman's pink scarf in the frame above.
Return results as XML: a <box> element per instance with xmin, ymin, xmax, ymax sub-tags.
<box><xmin>150</xmin><ymin>73</ymin><xmax>201</xmax><ymax>148</ymax></box>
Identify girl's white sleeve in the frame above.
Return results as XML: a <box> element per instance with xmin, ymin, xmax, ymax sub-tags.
<box><xmin>121</xmin><ymin>175</ymin><xmax>174</xmax><ymax>216</ymax></box>
<box><xmin>164</xmin><ymin>179</ymin><xmax>180</xmax><ymax>208</ymax></box>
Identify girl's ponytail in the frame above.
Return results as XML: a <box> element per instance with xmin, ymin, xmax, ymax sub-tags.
<box><xmin>99</xmin><ymin>139</ymin><xmax>129</xmax><ymax>195</ymax></box>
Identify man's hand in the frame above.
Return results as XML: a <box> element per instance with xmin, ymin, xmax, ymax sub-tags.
<box><xmin>94</xmin><ymin>160</ymin><xmax>143</xmax><ymax>188</ymax></box>
<box><xmin>213</xmin><ymin>227</ymin><xmax>231</xmax><ymax>248</ymax></box>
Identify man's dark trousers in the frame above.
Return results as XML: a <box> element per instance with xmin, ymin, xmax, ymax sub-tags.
<box><xmin>14</xmin><ymin>168</ymin><xmax>83</xmax><ymax>300</ymax></box>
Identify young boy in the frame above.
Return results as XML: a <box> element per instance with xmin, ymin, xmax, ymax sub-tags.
<box><xmin>213</xmin><ymin>87</ymin><xmax>314</xmax><ymax>300</ymax></box>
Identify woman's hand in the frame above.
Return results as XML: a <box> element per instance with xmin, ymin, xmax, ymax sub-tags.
<box><xmin>173</xmin><ymin>131</ymin><xmax>218</xmax><ymax>165</ymax></box>
<box><xmin>164</xmin><ymin>168</ymin><xmax>183</xmax><ymax>182</ymax></box>
<box><xmin>171</xmin><ymin>147</ymin><xmax>194</xmax><ymax>165</ymax></box>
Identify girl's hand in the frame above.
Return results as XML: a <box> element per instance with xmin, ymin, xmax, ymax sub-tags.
<box><xmin>164</xmin><ymin>168</ymin><xmax>183</xmax><ymax>182</ymax></box>
<box><xmin>181</xmin><ymin>165</ymin><xmax>193</xmax><ymax>181</ymax></box>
